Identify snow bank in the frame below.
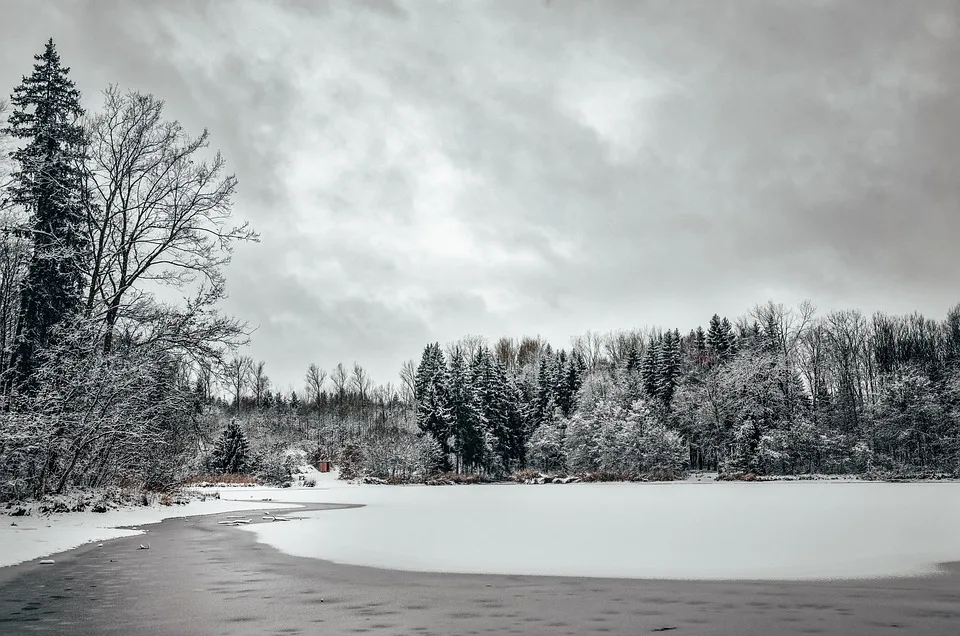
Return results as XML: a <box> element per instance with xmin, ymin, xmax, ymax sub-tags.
<box><xmin>0</xmin><ymin>497</ymin><xmax>293</xmax><ymax>568</ymax></box>
<box><xmin>226</xmin><ymin>481</ymin><xmax>960</xmax><ymax>581</ymax></box>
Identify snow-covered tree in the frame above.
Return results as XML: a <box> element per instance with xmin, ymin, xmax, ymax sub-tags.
<box><xmin>641</xmin><ymin>422</ymin><xmax>687</xmax><ymax>477</ymax></box>
<box><xmin>526</xmin><ymin>406</ymin><xmax>566</xmax><ymax>472</ymax></box>
<box><xmin>414</xmin><ymin>343</ymin><xmax>450</xmax><ymax>470</ymax></box>
<box><xmin>210</xmin><ymin>420</ymin><xmax>250</xmax><ymax>474</ymax></box>
<box><xmin>4</xmin><ymin>39</ymin><xmax>87</xmax><ymax>389</ymax></box>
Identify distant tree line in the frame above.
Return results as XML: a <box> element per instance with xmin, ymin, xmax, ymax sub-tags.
<box><xmin>219</xmin><ymin>299</ymin><xmax>960</xmax><ymax>484</ymax></box>
<box><xmin>411</xmin><ymin>301</ymin><xmax>960</xmax><ymax>479</ymax></box>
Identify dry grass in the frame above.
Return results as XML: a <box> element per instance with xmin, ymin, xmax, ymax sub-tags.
<box><xmin>512</xmin><ymin>469</ymin><xmax>543</xmax><ymax>483</ymax></box>
<box><xmin>181</xmin><ymin>474</ymin><xmax>260</xmax><ymax>486</ymax></box>
<box><xmin>423</xmin><ymin>472</ymin><xmax>486</xmax><ymax>485</ymax></box>
<box><xmin>579</xmin><ymin>471</ymin><xmax>634</xmax><ymax>483</ymax></box>
<box><xmin>717</xmin><ymin>472</ymin><xmax>758</xmax><ymax>482</ymax></box>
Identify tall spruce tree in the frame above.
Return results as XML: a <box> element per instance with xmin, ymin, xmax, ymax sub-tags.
<box><xmin>641</xmin><ymin>336</ymin><xmax>661</xmax><ymax>397</ymax></box>
<box><xmin>445</xmin><ymin>347</ymin><xmax>475</xmax><ymax>471</ymax></box>
<box><xmin>706</xmin><ymin>314</ymin><xmax>735</xmax><ymax>363</ymax></box>
<box><xmin>4</xmin><ymin>39</ymin><xmax>87</xmax><ymax>389</ymax></box>
<box><xmin>656</xmin><ymin>329</ymin><xmax>682</xmax><ymax>407</ymax></box>
<box><xmin>414</xmin><ymin>343</ymin><xmax>451</xmax><ymax>470</ymax></box>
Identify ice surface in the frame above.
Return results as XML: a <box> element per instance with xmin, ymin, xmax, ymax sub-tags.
<box><xmin>226</xmin><ymin>481</ymin><xmax>960</xmax><ymax>580</ymax></box>
<box><xmin>0</xmin><ymin>498</ymin><xmax>293</xmax><ymax>568</ymax></box>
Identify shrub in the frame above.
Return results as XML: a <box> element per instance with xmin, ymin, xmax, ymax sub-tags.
<box><xmin>338</xmin><ymin>443</ymin><xmax>363</xmax><ymax>480</ymax></box>
<box><xmin>512</xmin><ymin>468</ymin><xmax>542</xmax><ymax>483</ymax></box>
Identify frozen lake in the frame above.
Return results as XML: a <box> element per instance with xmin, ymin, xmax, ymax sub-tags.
<box><xmin>223</xmin><ymin>482</ymin><xmax>960</xmax><ymax>581</ymax></box>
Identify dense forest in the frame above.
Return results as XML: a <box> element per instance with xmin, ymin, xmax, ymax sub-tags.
<box><xmin>2</xmin><ymin>41</ymin><xmax>959</xmax><ymax>503</ymax></box>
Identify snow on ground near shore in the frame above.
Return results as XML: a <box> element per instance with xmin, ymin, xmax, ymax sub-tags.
<box><xmin>0</xmin><ymin>498</ymin><xmax>295</xmax><ymax>568</ymax></box>
<box><xmin>222</xmin><ymin>480</ymin><xmax>960</xmax><ymax>581</ymax></box>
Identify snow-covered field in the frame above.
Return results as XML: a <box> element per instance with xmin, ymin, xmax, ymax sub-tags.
<box><xmin>0</xmin><ymin>497</ymin><xmax>293</xmax><ymax>568</ymax></box>
<box><xmin>222</xmin><ymin>479</ymin><xmax>960</xmax><ymax>581</ymax></box>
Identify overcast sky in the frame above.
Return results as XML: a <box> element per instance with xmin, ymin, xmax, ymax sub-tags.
<box><xmin>2</xmin><ymin>0</ymin><xmax>958</xmax><ymax>392</ymax></box>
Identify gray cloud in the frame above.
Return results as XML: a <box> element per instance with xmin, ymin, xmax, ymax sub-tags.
<box><xmin>2</xmin><ymin>0</ymin><xmax>958</xmax><ymax>388</ymax></box>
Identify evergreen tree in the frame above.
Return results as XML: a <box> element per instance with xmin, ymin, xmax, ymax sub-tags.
<box><xmin>640</xmin><ymin>336</ymin><xmax>661</xmax><ymax>397</ymax></box>
<box><xmin>720</xmin><ymin>317</ymin><xmax>737</xmax><ymax>357</ymax></box>
<box><xmin>706</xmin><ymin>314</ymin><xmax>724</xmax><ymax>362</ymax></box>
<box><xmin>706</xmin><ymin>315</ymin><xmax>736</xmax><ymax>363</ymax></box>
<box><xmin>445</xmin><ymin>347</ymin><xmax>475</xmax><ymax>471</ymax></box>
<box><xmin>535</xmin><ymin>351</ymin><xmax>556</xmax><ymax>424</ymax></box>
<box><xmin>559</xmin><ymin>350</ymin><xmax>585</xmax><ymax>416</ymax></box>
<box><xmin>210</xmin><ymin>420</ymin><xmax>250</xmax><ymax>474</ymax></box>
<box><xmin>4</xmin><ymin>39</ymin><xmax>87</xmax><ymax>389</ymax></box>
<box><xmin>503</xmin><ymin>374</ymin><xmax>528</xmax><ymax>467</ymax></box>
<box><xmin>694</xmin><ymin>326</ymin><xmax>706</xmax><ymax>353</ymax></box>
<box><xmin>656</xmin><ymin>329</ymin><xmax>682</xmax><ymax>407</ymax></box>
<box><xmin>468</xmin><ymin>346</ymin><xmax>514</xmax><ymax>474</ymax></box>
<box><xmin>415</xmin><ymin>343</ymin><xmax>451</xmax><ymax>470</ymax></box>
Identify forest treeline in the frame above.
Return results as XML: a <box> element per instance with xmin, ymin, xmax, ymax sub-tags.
<box><xmin>408</xmin><ymin>303</ymin><xmax>960</xmax><ymax>480</ymax></box>
<box><xmin>2</xmin><ymin>40</ymin><xmax>959</xmax><ymax>503</ymax></box>
<box><xmin>213</xmin><ymin>298</ymin><xmax>960</xmax><ymax>485</ymax></box>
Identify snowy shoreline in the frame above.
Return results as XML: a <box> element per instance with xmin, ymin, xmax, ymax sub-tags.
<box><xmin>0</xmin><ymin>495</ymin><xmax>297</xmax><ymax>568</ymax></box>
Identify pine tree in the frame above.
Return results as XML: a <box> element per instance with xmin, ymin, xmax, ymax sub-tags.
<box><xmin>559</xmin><ymin>350</ymin><xmax>585</xmax><ymax>416</ymax></box>
<box><xmin>532</xmin><ymin>352</ymin><xmax>557</xmax><ymax>426</ymax></box>
<box><xmin>656</xmin><ymin>329</ymin><xmax>682</xmax><ymax>407</ymax></box>
<box><xmin>415</xmin><ymin>343</ymin><xmax>451</xmax><ymax>470</ymax></box>
<box><xmin>4</xmin><ymin>39</ymin><xmax>87</xmax><ymax>389</ymax></box>
<box><xmin>720</xmin><ymin>317</ymin><xmax>736</xmax><ymax>357</ymax></box>
<box><xmin>445</xmin><ymin>347</ymin><xmax>475</xmax><ymax>471</ymax></box>
<box><xmin>210</xmin><ymin>420</ymin><xmax>250</xmax><ymax>474</ymax></box>
<box><xmin>467</xmin><ymin>346</ymin><xmax>514</xmax><ymax>475</ymax></box>
<box><xmin>694</xmin><ymin>326</ymin><xmax>706</xmax><ymax>353</ymax></box>
<box><xmin>503</xmin><ymin>374</ymin><xmax>528</xmax><ymax>468</ymax></box>
<box><xmin>692</xmin><ymin>326</ymin><xmax>707</xmax><ymax>368</ymax></box>
<box><xmin>640</xmin><ymin>336</ymin><xmax>661</xmax><ymax>397</ymax></box>
<box><xmin>706</xmin><ymin>315</ymin><xmax>736</xmax><ymax>363</ymax></box>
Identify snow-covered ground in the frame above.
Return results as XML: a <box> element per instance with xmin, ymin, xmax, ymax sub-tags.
<box><xmin>0</xmin><ymin>497</ymin><xmax>294</xmax><ymax>568</ymax></box>
<box><xmin>222</xmin><ymin>479</ymin><xmax>960</xmax><ymax>581</ymax></box>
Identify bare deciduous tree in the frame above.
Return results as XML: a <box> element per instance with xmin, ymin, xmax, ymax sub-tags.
<box><xmin>330</xmin><ymin>362</ymin><xmax>348</xmax><ymax>408</ymax></box>
<box><xmin>516</xmin><ymin>335</ymin><xmax>549</xmax><ymax>369</ymax></box>
<box><xmin>223</xmin><ymin>355</ymin><xmax>252</xmax><ymax>413</ymax></box>
<box><xmin>571</xmin><ymin>330</ymin><xmax>605</xmax><ymax>372</ymax></box>
<box><xmin>445</xmin><ymin>334</ymin><xmax>486</xmax><ymax>360</ymax></box>
<box><xmin>250</xmin><ymin>360</ymin><xmax>270</xmax><ymax>407</ymax></box>
<box><xmin>84</xmin><ymin>87</ymin><xmax>258</xmax><ymax>352</ymax></box>
<box><xmin>399</xmin><ymin>359</ymin><xmax>416</xmax><ymax>406</ymax></box>
<box><xmin>493</xmin><ymin>336</ymin><xmax>518</xmax><ymax>370</ymax></box>
<box><xmin>305</xmin><ymin>363</ymin><xmax>326</xmax><ymax>408</ymax></box>
<box><xmin>352</xmin><ymin>362</ymin><xmax>371</xmax><ymax>404</ymax></box>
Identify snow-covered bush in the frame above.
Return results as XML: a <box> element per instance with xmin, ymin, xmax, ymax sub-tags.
<box><xmin>338</xmin><ymin>443</ymin><xmax>363</xmax><ymax>480</ymax></box>
<box><xmin>640</xmin><ymin>422</ymin><xmax>687</xmax><ymax>478</ymax></box>
<box><xmin>526</xmin><ymin>409</ymin><xmax>566</xmax><ymax>473</ymax></box>
<box><xmin>417</xmin><ymin>433</ymin><xmax>446</xmax><ymax>476</ymax></box>
<box><xmin>564</xmin><ymin>410</ymin><xmax>599</xmax><ymax>473</ymax></box>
